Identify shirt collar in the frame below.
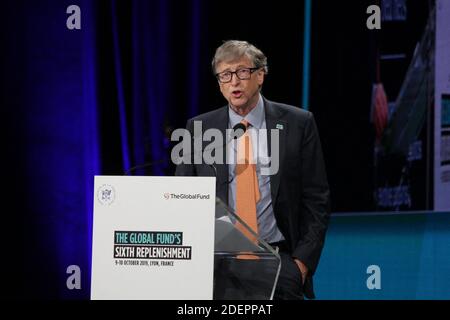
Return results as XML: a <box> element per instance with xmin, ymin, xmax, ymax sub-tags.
<box><xmin>228</xmin><ymin>94</ymin><xmax>264</xmax><ymax>129</ymax></box>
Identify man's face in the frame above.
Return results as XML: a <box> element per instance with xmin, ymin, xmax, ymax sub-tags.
<box><xmin>216</xmin><ymin>56</ymin><xmax>265</xmax><ymax>111</ymax></box>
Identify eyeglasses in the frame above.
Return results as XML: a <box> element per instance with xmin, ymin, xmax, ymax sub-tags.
<box><xmin>215</xmin><ymin>67</ymin><xmax>261</xmax><ymax>83</ymax></box>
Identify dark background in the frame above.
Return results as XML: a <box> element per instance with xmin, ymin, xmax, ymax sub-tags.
<box><xmin>0</xmin><ymin>0</ymin><xmax>431</xmax><ymax>299</ymax></box>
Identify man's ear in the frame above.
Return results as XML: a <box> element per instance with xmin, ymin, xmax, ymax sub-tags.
<box><xmin>257</xmin><ymin>70</ymin><xmax>265</xmax><ymax>85</ymax></box>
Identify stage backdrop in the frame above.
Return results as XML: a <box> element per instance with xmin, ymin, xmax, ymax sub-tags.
<box><xmin>315</xmin><ymin>211</ymin><xmax>450</xmax><ymax>299</ymax></box>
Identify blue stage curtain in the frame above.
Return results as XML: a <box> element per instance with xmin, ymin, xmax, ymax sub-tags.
<box><xmin>1</xmin><ymin>0</ymin><xmax>205</xmax><ymax>299</ymax></box>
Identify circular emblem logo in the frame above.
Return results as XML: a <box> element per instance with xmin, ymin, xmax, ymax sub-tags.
<box><xmin>163</xmin><ymin>192</ymin><xmax>170</xmax><ymax>200</ymax></box>
<box><xmin>97</xmin><ymin>184</ymin><xmax>116</xmax><ymax>205</ymax></box>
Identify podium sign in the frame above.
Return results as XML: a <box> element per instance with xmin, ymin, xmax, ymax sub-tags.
<box><xmin>91</xmin><ymin>176</ymin><xmax>216</xmax><ymax>300</ymax></box>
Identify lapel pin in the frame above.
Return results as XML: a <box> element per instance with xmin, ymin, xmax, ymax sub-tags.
<box><xmin>276</xmin><ymin>124</ymin><xmax>284</xmax><ymax>130</ymax></box>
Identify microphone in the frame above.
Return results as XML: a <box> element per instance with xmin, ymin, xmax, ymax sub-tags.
<box><xmin>124</xmin><ymin>122</ymin><xmax>247</xmax><ymax>175</ymax></box>
<box><xmin>208</xmin><ymin>122</ymin><xmax>246</xmax><ymax>178</ymax></box>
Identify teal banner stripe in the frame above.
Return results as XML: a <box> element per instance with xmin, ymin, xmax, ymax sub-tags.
<box><xmin>302</xmin><ymin>0</ymin><xmax>311</xmax><ymax>110</ymax></box>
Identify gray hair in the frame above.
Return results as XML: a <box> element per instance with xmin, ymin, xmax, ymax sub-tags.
<box><xmin>211</xmin><ymin>40</ymin><xmax>269</xmax><ymax>75</ymax></box>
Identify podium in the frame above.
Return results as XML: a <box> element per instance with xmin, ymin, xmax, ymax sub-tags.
<box><xmin>214</xmin><ymin>197</ymin><xmax>281</xmax><ymax>300</ymax></box>
<box><xmin>91</xmin><ymin>176</ymin><xmax>280</xmax><ymax>300</ymax></box>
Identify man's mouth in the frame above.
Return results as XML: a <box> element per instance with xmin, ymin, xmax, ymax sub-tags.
<box><xmin>231</xmin><ymin>90</ymin><xmax>243</xmax><ymax>98</ymax></box>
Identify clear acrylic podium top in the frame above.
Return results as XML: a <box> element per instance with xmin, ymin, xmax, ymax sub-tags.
<box><xmin>213</xmin><ymin>197</ymin><xmax>281</xmax><ymax>300</ymax></box>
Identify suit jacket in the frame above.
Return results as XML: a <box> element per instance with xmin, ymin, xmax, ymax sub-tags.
<box><xmin>175</xmin><ymin>97</ymin><xmax>330</xmax><ymax>299</ymax></box>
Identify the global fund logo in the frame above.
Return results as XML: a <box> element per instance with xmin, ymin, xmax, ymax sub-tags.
<box><xmin>164</xmin><ymin>193</ymin><xmax>211</xmax><ymax>200</ymax></box>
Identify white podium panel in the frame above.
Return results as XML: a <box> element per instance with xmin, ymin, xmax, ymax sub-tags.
<box><xmin>91</xmin><ymin>176</ymin><xmax>216</xmax><ymax>300</ymax></box>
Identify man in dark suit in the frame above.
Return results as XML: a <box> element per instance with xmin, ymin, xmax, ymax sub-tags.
<box><xmin>175</xmin><ymin>40</ymin><xmax>330</xmax><ymax>299</ymax></box>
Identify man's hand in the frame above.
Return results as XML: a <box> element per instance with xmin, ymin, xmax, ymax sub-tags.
<box><xmin>294</xmin><ymin>259</ymin><xmax>308</xmax><ymax>284</ymax></box>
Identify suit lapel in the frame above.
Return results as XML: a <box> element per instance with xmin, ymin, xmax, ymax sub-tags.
<box><xmin>264</xmin><ymin>98</ymin><xmax>286</xmax><ymax>206</ymax></box>
<box><xmin>208</xmin><ymin>106</ymin><xmax>229</xmax><ymax>203</ymax></box>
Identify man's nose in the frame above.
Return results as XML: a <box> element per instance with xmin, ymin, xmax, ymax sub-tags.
<box><xmin>230</xmin><ymin>73</ymin><xmax>241</xmax><ymax>85</ymax></box>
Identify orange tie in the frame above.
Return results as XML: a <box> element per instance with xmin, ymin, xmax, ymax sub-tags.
<box><xmin>235</xmin><ymin>120</ymin><xmax>260</xmax><ymax>244</ymax></box>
